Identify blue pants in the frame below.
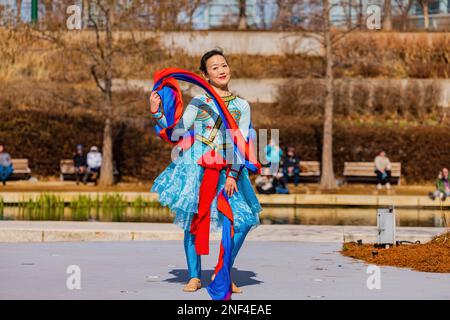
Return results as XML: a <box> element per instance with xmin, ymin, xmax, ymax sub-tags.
<box><xmin>0</xmin><ymin>165</ymin><xmax>13</xmax><ymax>182</ymax></box>
<box><xmin>184</xmin><ymin>224</ymin><xmax>251</xmax><ymax>279</ymax></box>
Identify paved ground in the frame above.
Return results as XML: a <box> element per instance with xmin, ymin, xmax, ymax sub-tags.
<box><xmin>0</xmin><ymin>240</ymin><xmax>449</xmax><ymax>300</ymax></box>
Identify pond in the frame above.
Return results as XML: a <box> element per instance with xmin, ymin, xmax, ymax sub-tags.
<box><xmin>1</xmin><ymin>202</ymin><xmax>448</xmax><ymax>227</ymax></box>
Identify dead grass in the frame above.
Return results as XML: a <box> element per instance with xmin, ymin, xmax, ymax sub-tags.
<box><xmin>1</xmin><ymin>30</ymin><xmax>448</xmax><ymax>82</ymax></box>
<box><xmin>342</xmin><ymin>231</ymin><xmax>450</xmax><ymax>273</ymax></box>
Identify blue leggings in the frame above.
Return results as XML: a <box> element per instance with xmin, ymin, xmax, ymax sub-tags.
<box><xmin>184</xmin><ymin>225</ymin><xmax>251</xmax><ymax>279</ymax></box>
<box><xmin>0</xmin><ymin>165</ymin><xmax>13</xmax><ymax>182</ymax></box>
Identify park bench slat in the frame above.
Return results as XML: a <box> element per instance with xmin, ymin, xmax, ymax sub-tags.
<box><xmin>11</xmin><ymin>159</ymin><xmax>31</xmax><ymax>174</ymax></box>
<box><xmin>60</xmin><ymin>159</ymin><xmax>119</xmax><ymax>181</ymax></box>
<box><xmin>343</xmin><ymin>161</ymin><xmax>402</xmax><ymax>184</ymax></box>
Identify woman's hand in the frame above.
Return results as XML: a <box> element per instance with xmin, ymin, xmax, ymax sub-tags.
<box><xmin>225</xmin><ymin>177</ymin><xmax>238</xmax><ymax>197</ymax></box>
<box><xmin>150</xmin><ymin>91</ymin><xmax>161</xmax><ymax>114</ymax></box>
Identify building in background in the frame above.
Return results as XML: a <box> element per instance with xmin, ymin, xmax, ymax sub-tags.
<box><xmin>0</xmin><ymin>0</ymin><xmax>449</xmax><ymax>30</ymax></box>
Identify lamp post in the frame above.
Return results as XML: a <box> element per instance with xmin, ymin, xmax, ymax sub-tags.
<box><xmin>31</xmin><ymin>0</ymin><xmax>38</xmax><ymax>23</ymax></box>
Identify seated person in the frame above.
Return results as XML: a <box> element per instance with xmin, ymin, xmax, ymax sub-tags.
<box><xmin>0</xmin><ymin>143</ymin><xmax>13</xmax><ymax>186</ymax></box>
<box><xmin>73</xmin><ymin>144</ymin><xmax>87</xmax><ymax>185</ymax></box>
<box><xmin>429</xmin><ymin>168</ymin><xmax>450</xmax><ymax>201</ymax></box>
<box><xmin>273</xmin><ymin>171</ymin><xmax>289</xmax><ymax>194</ymax></box>
<box><xmin>282</xmin><ymin>147</ymin><xmax>300</xmax><ymax>186</ymax></box>
<box><xmin>255</xmin><ymin>174</ymin><xmax>275</xmax><ymax>195</ymax></box>
<box><xmin>374</xmin><ymin>151</ymin><xmax>392</xmax><ymax>190</ymax></box>
<box><xmin>85</xmin><ymin>146</ymin><xmax>102</xmax><ymax>185</ymax></box>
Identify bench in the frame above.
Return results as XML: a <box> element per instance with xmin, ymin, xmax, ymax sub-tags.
<box><xmin>9</xmin><ymin>159</ymin><xmax>32</xmax><ymax>180</ymax></box>
<box><xmin>283</xmin><ymin>160</ymin><xmax>321</xmax><ymax>183</ymax></box>
<box><xmin>343</xmin><ymin>162</ymin><xmax>402</xmax><ymax>185</ymax></box>
<box><xmin>60</xmin><ymin>159</ymin><xmax>119</xmax><ymax>182</ymax></box>
<box><xmin>300</xmin><ymin>161</ymin><xmax>321</xmax><ymax>182</ymax></box>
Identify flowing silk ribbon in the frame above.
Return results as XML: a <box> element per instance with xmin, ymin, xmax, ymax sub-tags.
<box><xmin>152</xmin><ymin>68</ymin><xmax>260</xmax><ymax>300</ymax></box>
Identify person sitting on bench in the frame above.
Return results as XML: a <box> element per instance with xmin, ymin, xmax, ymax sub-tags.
<box><xmin>73</xmin><ymin>144</ymin><xmax>87</xmax><ymax>185</ymax></box>
<box><xmin>374</xmin><ymin>151</ymin><xmax>392</xmax><ymax>190</ymax></box>
<box><xmin>0</xmin><ymin>144</ymin><xmax>13</xmax><ymax>186</ymax></box>
<box><xmin>85</xmin><ymin>146</ymin><xmax>102</xmax><ymax>185</ymax></box>
<box><xmin>282</xmin><ymin>147</ymin><xmax>300</xmax><ymax>187</ymax></box>
<box><xmin>429</xmin><ymin>168</ymin><xmax>450</xmax><ymax>201</ymax></box>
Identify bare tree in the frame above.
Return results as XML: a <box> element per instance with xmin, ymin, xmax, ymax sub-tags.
<box><xmin>320</xmin><ymin>0</ymin><xmax>337</xmax><ymax>189</ymax></box>
<box><xmin>383</xmin><ymin>0</ymin><xmax>392</xmax><ymax>31</ymax></box>
<box><xmin>28</xmin><ymin>0</ymin><xmax>167</xmax><ymax>186</ymax></box>
<box><xmin>238</xmin><ymin>0</ymin><xmax>247</xmax><ymax>30</ymax></box>
<box><xmin>289</xmin><ymin>0</ymin><xmax>360</xmax><ymax>189</ymax></box>
<box><xmin>417</xmin><ymin>0</ymin><xmax>431</xmax><ymax>30</ymax></box>
<box><xmin>394</xmin><ymin>0</ymin><xmax>414</xmax><ymax>31</ymax></box>
<box><xmin>273</xmin><ymin>0</ymin><xmax>297</xmax><ymax>30</ymax></box>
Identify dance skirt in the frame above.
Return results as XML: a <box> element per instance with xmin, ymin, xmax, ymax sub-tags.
<box><xmin>151</xmin><ymin>141</ymin><xmax>262</xmax><ymax>232</ymax></box>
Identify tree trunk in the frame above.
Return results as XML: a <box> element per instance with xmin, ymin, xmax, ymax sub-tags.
<box><xmin>238</xmin><ymin>0</ymin><xmax>247</xmax><ymax>30</ymax></box>
<box><xmin>16</xmin><ymin>0</ymin><xmax>21</xmax><ymax>23</ymax></box>
<box><xmin>400</xmin><ymin>0</ymin><xmax>413</xmax><ymax>31</ymax></box>
<box><xmin>383</xmin><ymin>0</ymin><xmax>392</xmax><ymax>31</ymax></box>
<box><xmin>99</xmin><ymin>4</ymin><xmax>114</xmax><ymax>186</ymax></box>
<box><xmin>423</xmin><ymin>1</ymin><xmax>429</xmax><ymax>31</ymax></box>
<box><xmin>345</xmin><ymin>0</ymin><xmax>352</xmax><ymax>29</ymax></box>
<box><xmin>320</xmin><ymin>0</ymin><xmax>337</xmax><ymax>190</ymax></box>
<box><xmin>100</xmin><ymin>112</ymin><xmax>114</xmax><ymax>186</ymax></box>
<box><xmin>358</xmin><ymin>0</ymin><xmax>364</xmax><ymax>29</ymax></box>
<box><xmin>82</xmin><ymin>0</ymin><xmax>89</xmax><ymax>29</ymax></box>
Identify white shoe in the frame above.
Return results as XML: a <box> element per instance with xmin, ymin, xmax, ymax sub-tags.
<box><xmin>386</xmin><ymin>183</ymin><xmax>391</xmax><ymax>190</ymax></box>
<box><xmin>377</xmin><ymin>184</ymin><xmax>382</xmax><ymax>190</ymax></box>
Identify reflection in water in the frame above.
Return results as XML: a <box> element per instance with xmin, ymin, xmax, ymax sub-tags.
<box><xmin>1</xmin><ymin>206</ymin><xmax>449</xmax><ymax>227</ymax></box>
<box><xmin>0</xmin><ymin>206</ymin><xmax>173</xmax><ymax>223</ymax></box>
<box><xmin>259</xmin><ymin>207</ymin><xmax>450</xmax><ymax>227</ymax></box>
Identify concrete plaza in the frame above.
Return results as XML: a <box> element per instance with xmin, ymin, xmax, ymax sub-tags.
<box><xmin>0</xmin><ymin>239</ymin><xmax>449</xmax><ymax>300</ymax></box>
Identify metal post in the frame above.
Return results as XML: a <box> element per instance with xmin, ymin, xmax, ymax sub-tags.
<box><xmin>31</xmin><ymin>0</ymin><xmax>38</xmax><ymax>24</ymax></box>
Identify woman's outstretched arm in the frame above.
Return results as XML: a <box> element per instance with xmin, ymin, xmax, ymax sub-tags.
<box><xmin>149</xmin><ymin>91</ymin><xmax>198</xmax><ymax>131</ymax></box>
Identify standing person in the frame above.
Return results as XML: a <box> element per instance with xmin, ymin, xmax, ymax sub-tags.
<box><xmin>282</xmin><ymin>147</ymin><xmax>300</xmax><ymax>186</ymax></box>
<box><xmin>86</xmin><ymin>146</ymin><xmax>102</xmax><ymax>185</ymax></box>
<box><xmin>149</xmin><ymin>50</ymin><xmax>262</xmax><ymax>298</ymax></box>
<box><xmin>374</xmin><ymin>151</ymin><xmax>392</xmax><ymax>190</ymax></box>
<box><xmin>429</xmin><ymin>168</ymin><xmax>450</xmax><ymax>201</ymax></box>
<box><xmin>0</xmin><ymin>144</ymin><xmax>13</xmax><ymax>186</ymax></box>
<box><xmin>73</xmin><ymin>144</ymin><xmax>87</xmax><ymax>185</ymax></box>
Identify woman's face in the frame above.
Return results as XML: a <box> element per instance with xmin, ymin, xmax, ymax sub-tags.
<box><xmin>203</xmin><ymin>55</ymin><xmax>231</xmax><ymax>88</ymax></box>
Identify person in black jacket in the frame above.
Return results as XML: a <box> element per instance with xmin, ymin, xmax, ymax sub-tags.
<box><xmin>73</xmin><ymin>144</ymin><xmax>87</xmax><ymax>185</ymax></box>
<box><xmin>282</xmin><ymin>147</ymin><xmax>300</xmax><ymax>186</ymax></box>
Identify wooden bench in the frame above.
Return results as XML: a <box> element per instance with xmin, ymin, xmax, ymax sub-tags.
<box><xmin>300</xmin><ymin>161</ymin><xmax>321</xmax><ymax>182</ymax></box>
<box><xmin>60</xmin><ymin>159</ymin><xmax>119</xmax><ymax>182</ymax></box>
<box><xmin>283</xmin><ymin>160</ymin><xmax>321</xmax><ymax>183</ymax></box>
<box><xmin>10</xmin><ymin>159</ymin><xmax>32</xmax><ymax>180</ymax></box>
<box><xmin>343</xmin><ymin>162</ymin><xmax>402</xmax><ymax>185</ymax></box>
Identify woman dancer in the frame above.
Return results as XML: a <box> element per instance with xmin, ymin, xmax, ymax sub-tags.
<box><xmin>149</xmin><ymin>49</ymin><xmax>262</xmax><ymax>295</ymax></box>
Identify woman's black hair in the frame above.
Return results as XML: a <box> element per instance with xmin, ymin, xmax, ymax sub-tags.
<box><xmin>199</xmin><ymin>49</ymin><xmax>228</xmax><ymax>74</ymax></box>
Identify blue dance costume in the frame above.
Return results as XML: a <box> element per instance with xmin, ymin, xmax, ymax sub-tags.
<box><xmin>151</xmin><ymin>93</ymin><xmax>262</xmax><ymax>279</ymax></box>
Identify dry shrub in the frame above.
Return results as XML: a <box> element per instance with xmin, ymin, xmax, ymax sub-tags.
<box><xmin>276</xmin><ymin>79</ymin><xmax>442</xmax><ymax>121</ymax></box>
<box><xmin>2</xmin><ymin>30</ymin><xmax>447</xmax><ymax>81</ymax></box>
<box><xmin>334</xmin><ymin>32</ymin><xmax>450</xmax><ymax>79</ymax></box>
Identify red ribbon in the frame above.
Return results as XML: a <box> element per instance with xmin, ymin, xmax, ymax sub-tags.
<box><xmin>189</xmin><ymin>149</ymin><xmax>227</xmax><ymax>255</ymax></box>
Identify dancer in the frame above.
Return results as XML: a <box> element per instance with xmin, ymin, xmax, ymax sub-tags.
<box><xmin>149</xmin><ymin>49</ymin><xmax>262</xmax><ymax>299</ymax></box>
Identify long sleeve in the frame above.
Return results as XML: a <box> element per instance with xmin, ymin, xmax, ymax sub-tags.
<box><xmin>152</xmin><ymin>100</ymin><xmax>199</xmax><ymax>132</ymax></box>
